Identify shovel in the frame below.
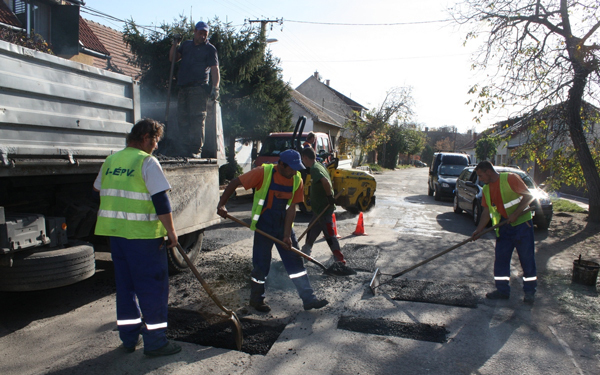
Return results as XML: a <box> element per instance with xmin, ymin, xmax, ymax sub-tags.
<box><xmin>175</xmin><ymin>243</ymin><xmax>243</xmax><ymax>350</ymax></box>
<box><xmin>369</xmin><ymin>208</ymin><xmax>533</xmax><ymax>294</ymax></box>
<box><xmin>225</xmin><ymin>214</ymin><xmax>354</xmax><ymax>276</ymax></box>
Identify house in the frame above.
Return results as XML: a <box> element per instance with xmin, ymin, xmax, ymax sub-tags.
<box><xmin>0</xmin><ymin>1</ymin><xmax>140</xmax><ymax>78</ymax></box>
<box><xmin>296</xmin><ymin>71</ymin><xmax>368</xmax><ymax>126</ymax></box>
<box><xmin>295</xmin><ymin>71</ymin><xmax>368</xmax><ymax>163</ymax></box>
<box><xmin>289</xmin><ymin>89</ymin><xmax>344</xmax><ymax>144</ymax></box>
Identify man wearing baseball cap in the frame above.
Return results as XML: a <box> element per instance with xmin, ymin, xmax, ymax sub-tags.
<box><xmin>169</xmin><ymin>21</ymin><xmax>220</xmax><ymax>158</ymax></box>
<box><xmin>217</xmin><ymin>149</ymin><xmax>328</xmax><ymax>312</ymax></box>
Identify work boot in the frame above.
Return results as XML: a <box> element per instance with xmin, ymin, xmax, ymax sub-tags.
<box><xmin>144</xmin><ymin>341</ymin><xmax>182</xmax><ymax>357</ymax></box>
<box><xmin>523</xmin><ymin>292</ymin><xmax>535</xmax><ymax>304</ymax></box>
<box><xmin>249</xmin><ymin>300</ymin><xmax>271</xmax><ymax>312</ymax></box>
<box><xmin>486</xmin><ymin>290</ymin><xmax>510</xmax><ymax>300</ymax></box>
<box><xmin>303</xmin><ymin>298</ymin><xmax>329</xmax><ymax>311</ymax></box>
<box><xmin>122</xmin><ymin>337</ymin><xmax>142</xmax><ymax>353</ymax></box>
<box><xmin>333</xmin><ymin>250</ymin><xmax>346</xmax><ymax>264</ymax></box>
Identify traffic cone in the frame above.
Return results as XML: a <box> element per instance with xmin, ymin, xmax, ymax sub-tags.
<box><xmin>332</xmin><ymin>213</ymin><xmax>341</xmax><ymax>238</ymax></box>
<box><xmin>352</xmin><ymin>212</ymin><xmax>367</xmax><ymax>236</ymax></box>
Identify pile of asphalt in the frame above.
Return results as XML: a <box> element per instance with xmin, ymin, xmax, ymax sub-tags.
<box><xmin>387</xmin><ymin>279</ymin><xmax>478</xmax><ymax>308</ymax></box>
<box><xmin>339</xmin><ymin>243</ymin><xmax>381</xmax><ymax>272</ymax></box>
<box><xmin>167</xmin><ymin>308</ymin><xmax>286</xmax><ymax>355</ymax></box>
<box><xmin>337</xmin><ymin>315</ymin><xmax>448</xmax><ymax>343</ymax></box>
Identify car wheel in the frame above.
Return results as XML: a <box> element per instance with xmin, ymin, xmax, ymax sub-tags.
<box><xmin>473</xmin><ymin>202</ymin><xmax>481</xmax><ymax>226</ymax></box>
<box><xmin>428</xmin><ymin>184</ymin><xmax>433</xmax><ymax>196</ymax></box>
<box><xmin>168</xmin><ymin>230</ymin><xmax>203</xmax><ymax>274</ymax></box>
<box><xmin>434</xmin><ymin>186</ymin><xmax>441</xmax><ymax>201</ymax></box>
<box><xmin>453</xmin><ymin>194</ymin><xmax>463</xmax><ymax>214</ymax></box>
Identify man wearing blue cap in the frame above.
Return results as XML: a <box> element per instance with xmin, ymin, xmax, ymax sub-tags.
<box><xmin>217</xmin><ymin>149</ymin><xmax>328</xmax><ymax>312</ymax></box>
<box><xmin>169</xmin><ymin>21</ymin><xmax>220</xmax><ymax>158</ymax></box>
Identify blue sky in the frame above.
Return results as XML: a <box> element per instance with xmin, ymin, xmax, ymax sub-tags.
<box><xmin>82</xmin><ymin>0</ymin><xmax>507</xmax><ymax>133</ymax></box>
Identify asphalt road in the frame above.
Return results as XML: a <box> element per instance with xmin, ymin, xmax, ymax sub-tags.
<box><xmin>0</xmin><ymin>168</ymin><xmax>595</xmax><ymax>374</ymax></box>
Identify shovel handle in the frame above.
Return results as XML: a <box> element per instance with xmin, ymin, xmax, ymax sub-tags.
<box><xmin>387</xmin><ymin>207</ymin><xmax>533</xmax><ymax>281</ymax></box>
<box><xmin>297</xmin><ymin>188</ymin><xmax>344</xmax><ymax>242</ymax></box>
<box><xmin>175</xmin><ymin>243</ymin><xmax>233</xmax><ymax>315</ymax></box>
<box><xmin>225</xmin><ymin>214</ymin><xmax>329</xmax><ymax>272</ymax></box>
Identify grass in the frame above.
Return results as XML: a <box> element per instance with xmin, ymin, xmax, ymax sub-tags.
<box><xmin>552</xmin><ymin>198</ymin><xmax>587</xmax><ymax>213</ymax></box>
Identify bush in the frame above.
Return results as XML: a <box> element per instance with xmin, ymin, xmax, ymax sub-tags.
<box><xmin>219</xmin><ymin>162</ymin><xmax>243</xmax><ymax>185</ymax></box>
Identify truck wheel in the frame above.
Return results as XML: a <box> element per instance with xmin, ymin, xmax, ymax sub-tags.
<box><xmin>168</xmin><ymin>230</ymin><xmax>203</xmax><ymax>274</ymax></box>
<box><xmin>0</xmin><ymin>241</ymin><xmax>95</xmax><ymax>292</ymax></box>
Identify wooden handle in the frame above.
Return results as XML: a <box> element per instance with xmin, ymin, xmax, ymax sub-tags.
<box><xmin>297</xmin><ymin>188</ymin><xmax>344</xmax><ymax>242</ymax></box>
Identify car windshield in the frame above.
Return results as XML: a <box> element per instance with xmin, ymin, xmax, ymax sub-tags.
<box><xmin>514</xmin><ymin>171</ymin><xmax>535</xmax><ymax>189</ymax></box>
<box><xmin>259</xmin><ymin>136</ymin><xmax>306</xmax><ymax>156</ymax></box>
<box><xmin>439</xmin><ymin>164</ymin><xmax>465</xmax><ymax>176</ymax></box>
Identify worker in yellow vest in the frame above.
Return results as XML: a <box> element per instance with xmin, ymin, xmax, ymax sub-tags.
<box><xmin>471</xmin><ymin>160</ymin><xmax>537</xmax><ymax>304</ymax></box>
<box><xmin>217</xmin><ymin>149</ymin><xmax>328</xmax><ymax>313</ymax></box>
<box><xmin>94</xmin><ymin>118</ymin><xmax>181</xmax><ymax>357</ymax></box>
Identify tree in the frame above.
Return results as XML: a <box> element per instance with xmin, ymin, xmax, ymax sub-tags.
<box><xmin>345</xmin><ymin>87</ymin><xmax>413</xmax><ymax>165</ymax></box>
<box><xmin>404</xmin><ymin>128</ymin><xmax>426</xmax><ymax>164</ymax></box>
<box><xmin>475</xmin><ymin>135</ymin><xmax>501</xmax><ymax>162</ymax></box>
<box><xmin>421</xmin><ymin>144</ymin><xmax>435</xmax><ymax>166</ymax></box>
<box><xmin>434</xmin><ymin>137</ymin><xmax>454</xmax><ymax>152</ymax></box>
<box><xmin>453</xmin><ymin>0</ymin><xmax>600</xmax><ymax>222</ymax></box>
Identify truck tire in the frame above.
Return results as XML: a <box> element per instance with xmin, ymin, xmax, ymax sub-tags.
<box><xmin>0</xmin><ymin>241</ymin><xmax>95</xmax><ymax>292</ymax></box>
<box><xmin>168</xmin><ymin>230</ymin><xmax>203</xmax><ymax>274</ymax></box>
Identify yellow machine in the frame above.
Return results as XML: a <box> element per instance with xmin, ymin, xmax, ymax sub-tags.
<box><xmin>302</xmin><ymin>157</ymin><xmax>377</xmax><ymax>214</ymax></box>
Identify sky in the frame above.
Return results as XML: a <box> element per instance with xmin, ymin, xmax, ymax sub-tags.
<box><xmin>81</xmin><ymin>0</ymin><xmax>510</xmax><ymax>133</ymax></box>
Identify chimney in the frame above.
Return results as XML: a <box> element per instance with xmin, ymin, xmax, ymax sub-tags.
<box><xmin>325</xmin><ymin>79</ymin><xmax>330</xmax><ymax>86</ymax></box>
<box><xmin>313</xmin><ymin>71</ymin><xmax>321</xmax><ymax>80</ymax></box>
<box><xmin>473</xmin><ymin>132</ymin><xmax>477</xmax><ymax>141</ymax></box>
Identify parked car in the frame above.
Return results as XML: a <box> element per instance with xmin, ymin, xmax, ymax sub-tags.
<box><xmin>414</xmin><ymin>160</ymin><xmax>427</xmax><ymax>168</ymax></box>
<box><xmin>428</xmin><ymin>152</ymin><xmax>471</xmax><ymax>201</ymax></box>
<box><xmin>453</xmin><ymin>166</ymin><xmax>553</xmax><ymax>229</ymax></box>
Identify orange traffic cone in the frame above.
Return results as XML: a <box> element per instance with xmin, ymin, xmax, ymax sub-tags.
<box><xmin>332</xmin><ymin>213</ymin><xmax>341</xmax><ymax>238</ymax></box>
<box><xmin>352</xmin><ymin>212</ymin><xmax>367</xmax><ymax>236</ymax></box>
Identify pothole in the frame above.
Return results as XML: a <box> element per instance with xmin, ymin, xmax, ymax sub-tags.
<box><xmin>337</xmin><ymin>315</ymin><xmax>448</xmax><ymax>343</ymax></box>
<box><xmin>167</xmin><ymin>308</ymin><xmax>286</xmax><ymax>355</ymax></box>
<box><xmin>339</xmin><ymin>243</ymin><xmax>381</xmax><ymax>272</ymax></box>
<box><xmin>386</xmin><ymin>279</ymin><xmax>478</xmax><ymax>308</ymax></box>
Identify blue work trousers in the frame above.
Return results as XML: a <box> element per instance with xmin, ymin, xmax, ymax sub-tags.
<box><xmin>110</xmin><ymin>237</ymin><xmax>169</xmax><ymax>351</ymax></box>
<box><xmin>494</xmin><ymin>220</ymin><xmax>537</xmax><ymax>295</ymax></box>
<box><xmin>251</xmin><ymin>200</ymin><xmax>317</xmax><ymax>305</ymax></box>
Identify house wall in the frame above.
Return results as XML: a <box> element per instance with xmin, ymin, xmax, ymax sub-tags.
<box><xmin>296</xmin><ymin>76</ymin><xmax>352</xmax><ymax>126</ymax></box>
<box><xmin>290</xmin><ymin>101</ymin><xmax>315</xmax><ymax>132</ymax></box>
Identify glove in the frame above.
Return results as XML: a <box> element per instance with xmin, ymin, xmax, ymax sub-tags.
<box><xmin>209</xmin><ymin>86</ymin><xmax>220</xmax><ymax>101</ymax></box>
<box><xmin>327</xmin><ymin>195</ymin><xmax>335</xmax><ymax>206</ymax></box>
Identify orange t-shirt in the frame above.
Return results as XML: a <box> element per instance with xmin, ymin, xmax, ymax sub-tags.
<box><xmin>239</xmin><ymin>165</ymin><xmax>304</xmax><ymax>210</ymax></box>
<box><xmin>482</xmin><ymin>173</ymin><xmax>530</xmax><ymax>218</ymax></box>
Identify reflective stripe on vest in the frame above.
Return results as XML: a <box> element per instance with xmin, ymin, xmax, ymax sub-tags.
<box><xmin>250</xmin><ymin>164</ymin><xmax>301</xmax><ymax>230</ymax></box>
<box><xmin>94</xmin><ymin>147</ymin><xmax>167</xmax><ymax>239</ymax></box>
<box><xmin>483</xmin><ymin>173</ymin><xmax>533</xmax><ymax>237</ymax></box>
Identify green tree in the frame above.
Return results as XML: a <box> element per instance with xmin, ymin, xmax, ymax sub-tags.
<box><xmin>404</xmin><ymin>127</ymin><xmax>426</xmax><ymax>164</ymax></box>
<box><xmin>421</xmin><ymin>144</ymin><xmax>434</xmax><ymax>166</ymax></box>
<box><xmin>345</xmin><ymin>87</ymin><xmax>414</xmax><ymax>165</ymax></box>
<box><xmin>475</xmin><ymin>135</ymin><xmax>501</xmax><ymax>162</ymax></box>
<box><xmin>453</xmin><ymin>0</ymin><xmax>600</xmax><ymax>222</ymax></box>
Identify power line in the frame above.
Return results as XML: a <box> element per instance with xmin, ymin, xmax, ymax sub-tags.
<box><xmin>284</xmin><ymin>19</ymin><xmax>452</xmax><ymax>26</ymax></box>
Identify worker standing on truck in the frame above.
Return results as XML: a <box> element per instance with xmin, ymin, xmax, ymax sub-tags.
<box><xmin>471</xmin><ymin>160</ymin><xmax>537</xmax><ymax>304</ymax></box>
<box><xmin>169</xmin><ymin>21</ymin><xmax>220</xmax><ymax>158</ymax></box>
<box><xmin>217</xmin><ymin>149</ymin><xmax>328</xmax><ymax>312</ymax></box>
<box><xmin>93</xmin><ymin>119</ymin><xmax>182</xmax><ymax>357</ymax></box>
<box><xmin>300</xmin><ymin>147</ymin><xmax>346</xmax><ymax>264</ymax></box>
<box><xmin>303</xmin><ymin>132</ymin><xmax>316</xmax><ymax>149</ymax></box>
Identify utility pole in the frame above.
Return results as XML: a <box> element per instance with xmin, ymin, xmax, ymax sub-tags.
<box><xmin>246</xmin><ymin>18</ymin><xmax>283</xmax><ymax>41</ymax></box>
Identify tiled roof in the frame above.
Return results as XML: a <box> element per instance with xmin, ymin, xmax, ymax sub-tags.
<box><xmin>0</xmin><ymin>1</ymin><xmax>22</xmax><ymax>28</ymax></box>
<box><xmin>290</xmin><ymin>89</ymin><xmax>343</xmax><ymax>128</ymax></box>
<box><xmin>79</xmin><ymin>16</ymin><xmax>109</xmax><ymax>55</ymax></box>
<box><xmin>83</xmin><ymin>19</ymin><xmax>141</xmax><ymax>79</ymax></box>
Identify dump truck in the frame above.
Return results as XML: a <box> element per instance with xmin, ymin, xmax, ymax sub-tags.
<box><xmin>255</xmin><ymin>117</ymin><xmax>376</xmax><ymax>214</ymax></box>
<box><xmin>0</xmin><ymin>40</ymin><xmax>222</xmax><ymax>291</ymax></box>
